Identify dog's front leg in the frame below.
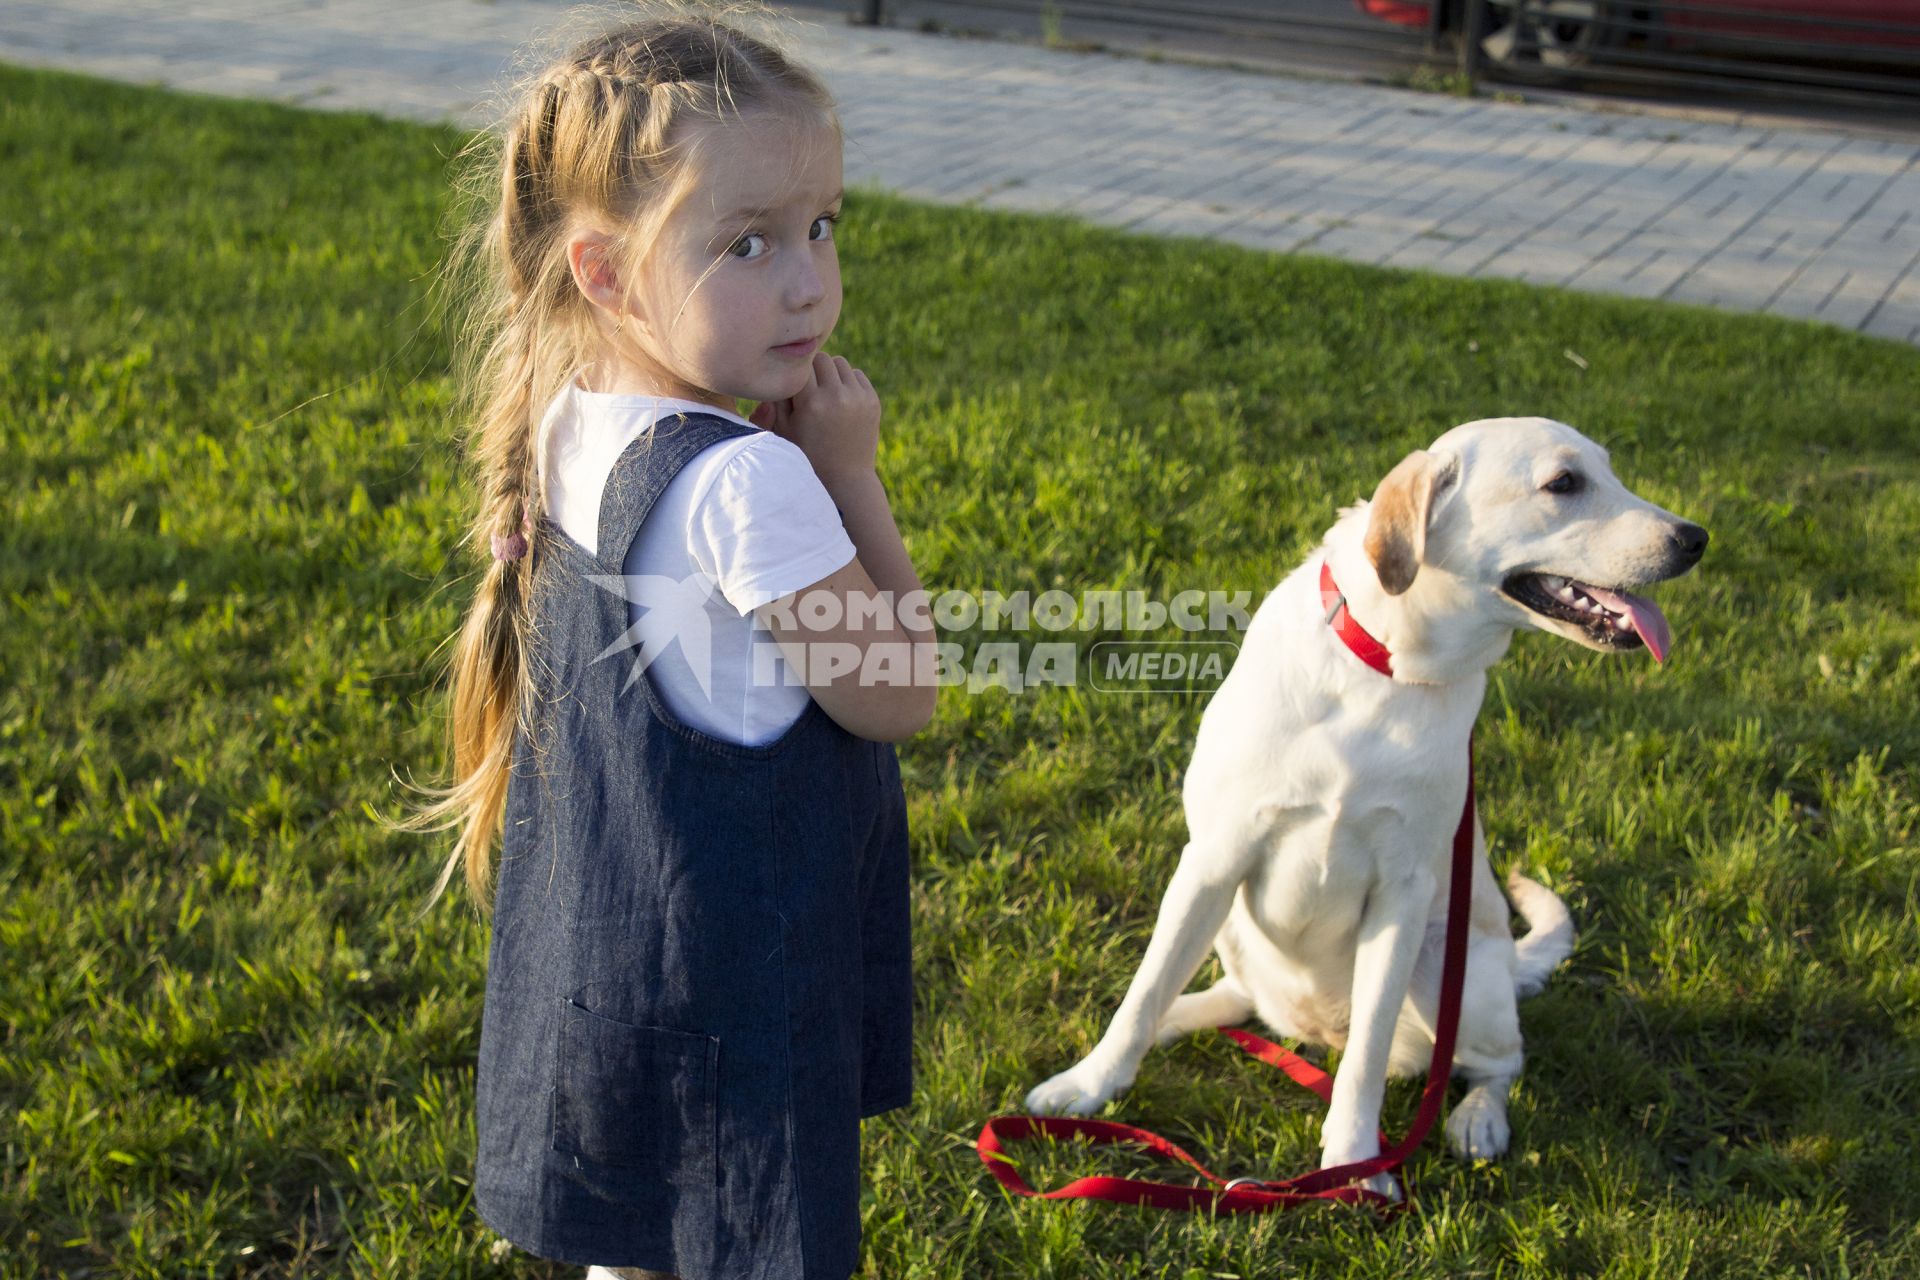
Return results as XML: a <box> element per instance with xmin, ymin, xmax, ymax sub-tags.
<box><xmin>1025</xmin><ymin>848</ymin><xmax>1242</xmax><ymax>1115</ymax></box>
<box><xmin>1320</xmin><ymin>865</ymin><xmax>1436</xmax><ymax>1196</ymax></box>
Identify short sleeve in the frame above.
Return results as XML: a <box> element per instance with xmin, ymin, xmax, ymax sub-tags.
<box><xmin>687</xmin><ymin>433</ymin><xmax>859</xmax><ymax>615</ymax></box>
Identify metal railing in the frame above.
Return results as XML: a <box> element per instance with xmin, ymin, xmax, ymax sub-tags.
<box><xmin>1451</xmin><ymin>0</ymin><xmax>1920</xmax><ymax>111</ymax></box>
<box><xmin>847</xmin><ymin>0</ymin><xmax>1920</xmax><ymax>117</ymax></box>
<box><xmin>852</xmin><ymin>0</ymin><xmax>1436</xmax><ymax>71</ymax></box>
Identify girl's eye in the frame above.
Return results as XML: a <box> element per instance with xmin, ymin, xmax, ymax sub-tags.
<box><xmin>728</xmin><ymin>232</ymin><xmax>769</xmax><ymax>260</ymax></box>
<box><xmin>809</xmin><ymin>215</ymin><xmax>837</xmax><ymax>243</ymax></box>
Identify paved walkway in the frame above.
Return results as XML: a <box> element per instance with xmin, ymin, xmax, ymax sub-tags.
<box><xmin>6</xmin><ymin>0</ymin><xmax>1920</xmax><ymax>344</ymax></box>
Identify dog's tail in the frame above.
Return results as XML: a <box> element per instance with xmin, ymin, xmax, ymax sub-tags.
<box><xmin>1507</xmin><ymin>869</ymin><xmax>1575</xmax><ymax>998</ymax></box>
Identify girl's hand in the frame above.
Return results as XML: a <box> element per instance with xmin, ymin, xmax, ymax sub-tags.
<box><xmin>750</xmin><ymin>352</ymin><xmax>880</xmax><ymax>486</ymax></box>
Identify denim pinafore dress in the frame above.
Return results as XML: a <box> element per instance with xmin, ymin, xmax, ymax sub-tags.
<box><xmin>473</xmin><ymin>412</ymin><xmax>914</xmax><ymax>1278</ymax></box>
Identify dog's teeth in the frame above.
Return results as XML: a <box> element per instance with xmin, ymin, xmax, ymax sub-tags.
<box><xmin>1555</xmin><ymin>585</ymin><xmax>1576</xmax><ymax>602</ymax></box>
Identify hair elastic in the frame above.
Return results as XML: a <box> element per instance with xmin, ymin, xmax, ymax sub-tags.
<box><xmin>492</xmin><ymin>508</ymin><xmax>534</xmax><ymax>563</ymax></box>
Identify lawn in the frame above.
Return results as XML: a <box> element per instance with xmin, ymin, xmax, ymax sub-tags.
<box><xmin>2</xmin><ymin>61</ymin><xmax>1918</xmax><ymax>1279</ymax></box>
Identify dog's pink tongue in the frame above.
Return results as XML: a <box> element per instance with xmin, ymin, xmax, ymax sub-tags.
<box><xmin>1584</xmin><ymin>586</ymin><xmax>1671</xmax><ymax>663</ymax></box>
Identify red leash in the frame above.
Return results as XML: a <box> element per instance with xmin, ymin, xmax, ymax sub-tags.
<box><xmin>977</xmin><ymin>561</ymin><xmax>1476</xmax><ymax>1214</ymax></box>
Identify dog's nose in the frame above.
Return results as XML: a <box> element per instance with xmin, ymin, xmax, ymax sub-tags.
<box><xmin>1670</xmin><ymin>522</ymin><xmax>1709</xmax><ymax>563</ymax></box>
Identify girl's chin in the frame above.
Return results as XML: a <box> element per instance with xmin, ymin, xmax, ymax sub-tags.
<box><xmin>753</xmin><ymin>375</ymin><xmax>814</xmax><ymax>404</ymax></box>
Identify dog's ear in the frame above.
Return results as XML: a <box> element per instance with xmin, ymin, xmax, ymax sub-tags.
<box><xmin>1364</xmin><ymin>450</ymin><xmax>1454</xmax><ymax>595</ymax></box>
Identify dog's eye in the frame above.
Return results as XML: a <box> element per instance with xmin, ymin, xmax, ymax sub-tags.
<box><xmin>1542</xmin><ymin>471</ymin><xmax>1583</xmax><ymax>495</ymax></box>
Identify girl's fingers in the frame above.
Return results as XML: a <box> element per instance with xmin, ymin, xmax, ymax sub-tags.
<box><xmin>789</xmin><ymin>358</ymin><xmax>820</xmax><ymax>404</ymax></box>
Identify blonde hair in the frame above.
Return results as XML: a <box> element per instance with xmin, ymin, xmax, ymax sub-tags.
<box><xmin>384</xmin><ymin>2</ymin><xmax>837</xmax><ymax>919</ymax></box>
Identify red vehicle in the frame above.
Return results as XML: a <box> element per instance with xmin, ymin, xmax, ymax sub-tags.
<box><xmin>1357</xmin><ymin>0</ymin><xmax>1920</xmax><ymax>71</ymax></box>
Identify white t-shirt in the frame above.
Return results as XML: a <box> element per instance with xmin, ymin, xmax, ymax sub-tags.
<box><xmin>536</xmin><ymin>381</ymin><xmax>858</xmax><ymax>747</ymax></box>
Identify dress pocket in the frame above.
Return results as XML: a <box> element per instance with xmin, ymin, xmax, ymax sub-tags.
<box><xmin>551</xmin><ymin>998</ymin><xmax>718</xmax><ymax>1187</ymax></box>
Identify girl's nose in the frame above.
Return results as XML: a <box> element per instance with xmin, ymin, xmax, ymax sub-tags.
<box><xmin>787</xmin><ymin>252</ymin><xmax>826</xmax><ymax>308</ymax></box>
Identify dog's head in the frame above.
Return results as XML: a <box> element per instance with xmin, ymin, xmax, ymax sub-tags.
<box><xmin>1364</xmin><ymin>417</ymin><xmax>1707</xmax><ymax>661</ymax></box>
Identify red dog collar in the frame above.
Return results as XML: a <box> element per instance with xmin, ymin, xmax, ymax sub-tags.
<box><xmin>1320</xmin><ymin>560</ymin><xmax>1393</xmax><ymax>678</ymax></box>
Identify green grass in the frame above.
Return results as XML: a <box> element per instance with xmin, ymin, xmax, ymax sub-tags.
<box><xmin>3</xmin><ymin>62</ymin><xmax>1919</xmax><ymax>1279</ymax></box>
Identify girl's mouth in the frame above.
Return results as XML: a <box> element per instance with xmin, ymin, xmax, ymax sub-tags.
<box><xmin>772</xmin><ymin>336</ymin><xmax>820</xmax><ymax>358</ymax></box>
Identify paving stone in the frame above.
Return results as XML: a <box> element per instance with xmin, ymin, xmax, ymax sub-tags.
<box><xmin>1861</xmin><ymin>298</ymin><xmax>1920</xmax><ymax>344</ymax></box>
<box><xmin>1666</xmin><ymin>253</ymin><xmax>1800</xmax><ymax>310</ymax></box>
<box><xmin>1597</xmin><ymin>250</ymin><xmax>1696</xmax><ymax>301</ymax></box>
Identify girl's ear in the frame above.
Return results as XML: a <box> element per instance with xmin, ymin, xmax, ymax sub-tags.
<box><xmin>566</xmin><ymin>232</ymin><xmax>624</xmax><ymax>315</ymax></box>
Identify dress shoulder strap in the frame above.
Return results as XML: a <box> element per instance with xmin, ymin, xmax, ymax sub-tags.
<box><xmin>592</xmin><ymin>412</ymin><xmax>761</xmax><ymax>574</ymax></box>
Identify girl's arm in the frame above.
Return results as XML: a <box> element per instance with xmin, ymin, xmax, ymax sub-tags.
<box><xmin>751</xmin><ymin>354</ymin><xmax>938</xmax><ymax>743</ymax></box>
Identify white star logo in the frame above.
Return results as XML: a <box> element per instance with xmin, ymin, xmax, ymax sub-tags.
<box><xmin>584</xmin><ymin>571</ymin><xmax>723</xmax><ymax>698</ymax></box>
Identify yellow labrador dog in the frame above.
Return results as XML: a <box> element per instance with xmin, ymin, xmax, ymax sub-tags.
<box><xmin>1027</xmin><ymin>417</ymin><xmax>1707</xmax><ymax>1194</ymax></box>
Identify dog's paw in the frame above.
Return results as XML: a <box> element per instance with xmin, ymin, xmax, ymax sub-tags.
<box><xmin>1318</xmin><ymin>1143</ymin><xmax>1402</xmax><ymax>1203</ymax></box>
<box><xmin>1358</xmin><ymin>1171</ymin><xmax>1401</xmax><ymax>1201</ymax></box>
<box><xmin>1445</xmin><ymin>1090</ymin><xmax>1511</xmax><ymax>1161</ymax></box>
<box><xmin>1024</xmin><ymin>1063</ymin><xmax>1122</xmax><ymax>1116</ymax></box>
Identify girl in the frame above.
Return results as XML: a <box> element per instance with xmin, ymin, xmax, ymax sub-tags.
<box><xmin>397</xmin><ymin>7</ymin><xmax>936</xmax><ymax>1277</ymax></box>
